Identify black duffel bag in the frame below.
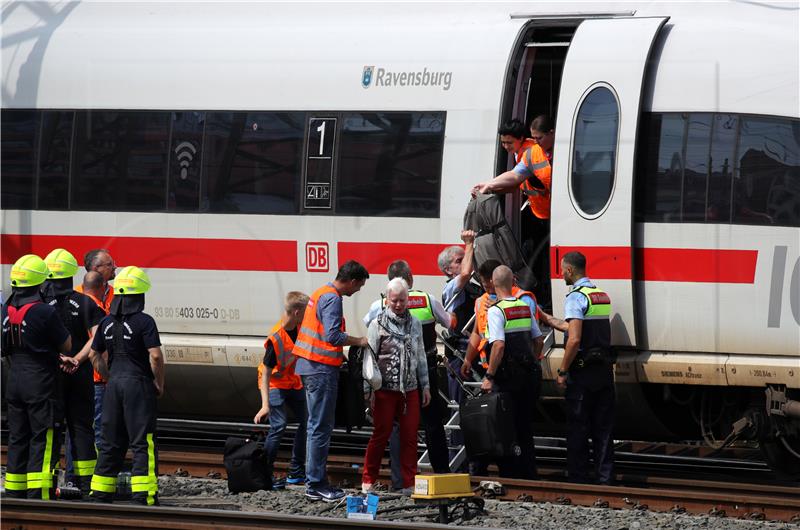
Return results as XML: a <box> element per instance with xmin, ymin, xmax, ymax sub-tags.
<box><xmin>459</xmin><ymin>391</ymin><xmax>517</xmax><ymax>459</ymax></box>
<box><xmin>223</xmin><ymin>436</ymin><xmax>272</xmax><ymax>493</ymax></box>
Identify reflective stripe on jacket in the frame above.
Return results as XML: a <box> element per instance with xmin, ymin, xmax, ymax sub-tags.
<box><xmin>293</xmin><ymin>285</ymin><xmax>346</xmax><ymax>366</ymax></box>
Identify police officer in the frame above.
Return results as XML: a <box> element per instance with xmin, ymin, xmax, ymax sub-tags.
<box><xmin>364</xmin><ymin>260</ymin><xmax>455</xmax><ymax>482</ymax></box>
<box><xmin>88</xmin><ymin>266</ymin><xmax>165</xmax><ymax>505</ymax></box>
<box><xmin>43</xmin><ymin>248</ymin><xmax>106</xmax><ymax>494</ymax></box>
<box><xmin>481</xmin><ymin>265</ymin><xmax>542</xmax><ymax>479</ymax></box>
<box><xmin>2</xmin><ymin>255</ymin><xmax>72</xmax><ymax>499</ymax></box>
<box><xmin>539</xmin><ymin>251</ymin><xmax>615</xmax><ymax>484</ymax></box>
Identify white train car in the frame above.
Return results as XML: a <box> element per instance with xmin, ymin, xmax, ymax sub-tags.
<box><xmin>2</xmin><ymin>2</ymin><xmax>798</xmax><ymax>473</ymax></box>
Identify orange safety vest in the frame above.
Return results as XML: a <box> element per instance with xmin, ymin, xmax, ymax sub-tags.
<box><xmin>258</xmin><ymin>323</ymin><xmax>303</xmax><ymax>390</ymax></box>
<box><xmin>519</xmin><ymin>143</ymin><xmax>552</xmax><ymax>220</ymax></box>
<box><xmin>293</xmin><ymin>284</ymin><xmax>346</xmax><ymax>367</ymax></box>
<box><xmin>474</xmin><ymin>293</ymin><xmax>493</xmax><ymax>368</ymax></box>
<box><xmin>477</xmin><ymin>285</ymin><xmax>539</xmax><ymax>368</ymax></box>
<box><xmin>514</xmin><ymin>139</ymin><xmax>536</xmax><ymax>164</ymax></box>
<box><xmin>76</xmin><ymin>283</ymin><xmax>115</xmax><ymax>314</ymax></box>
<box><xmin>77</xmin><ymin>286</ymin><xmax>112</xmax><ymax>384</ymax></box>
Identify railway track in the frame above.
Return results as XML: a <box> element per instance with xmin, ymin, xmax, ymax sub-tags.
<box><xmin>0</xmin><ymin>499</ymin><xmax>484</xmax><ymax>530</ymax></box>
<box><xmin>153</xmin><ymin>450</ymin><xmax>800</xmax><ymax>522</ymax></box>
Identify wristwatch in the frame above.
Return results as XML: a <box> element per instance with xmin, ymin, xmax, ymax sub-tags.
<box><xmin>556</xmin><ymin>368</ymin><xmax>568</xmax><ymax>377</ymax></box>
<box><xmin>484</xmin><ymin>373</ymin><xmax>495</xmax><ymax>381</ymax></box>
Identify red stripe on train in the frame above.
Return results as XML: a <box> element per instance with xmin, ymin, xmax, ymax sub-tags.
<box><xmin>338</xmin><ymin>242</ymin><xmax>457</xmax><ymax>276</ymax></box>
<box><xmin>0</xmin><ymin>234</ymin><xmax>297</xmax><ymax>272</ymax></box>
<box><xmin>550</xmin><ymin>246</ymin><xmax>758</xmax><ymax>283</ymax></box>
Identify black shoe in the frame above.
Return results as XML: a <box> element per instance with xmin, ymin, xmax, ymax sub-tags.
<box><xmin>305</xmin><ymin>485</ymin><xmax>345</xmax><ymax>502</ymax></box>
<box><xmin>272</xmin><ymin>477</ymin><xmax>286</xmax><ymax>490</ymax></box>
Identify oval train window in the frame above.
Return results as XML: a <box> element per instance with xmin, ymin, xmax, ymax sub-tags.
<box><xmin>571</xmin><ymin>86</ymin><xmax>619</xmax><ymax>216</ymax></box>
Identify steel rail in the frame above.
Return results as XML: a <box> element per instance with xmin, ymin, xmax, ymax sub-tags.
<box><xmin>152</xmin><ymin>451</ymin><xmax>800</xmax><ymax>522</ymax></box>
<box><xmin>0</xmin><ymin>499</ymin><xmax>486</xmax><ymax>530</ymax></box>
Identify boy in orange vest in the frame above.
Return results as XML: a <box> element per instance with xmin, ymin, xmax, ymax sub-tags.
<box><xmin>254</xmin><ymin>291</ymin><xmax>310</xmax><ymax>487</ymax></box>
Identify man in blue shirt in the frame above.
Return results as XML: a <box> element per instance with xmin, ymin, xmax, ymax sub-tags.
<box><xmin>294</xmin><ymin>260</ymin><xmax>369</xmax><ymax>502</ymax></box>
<box><xmin>539</xmin><ymin>251</ymin><xmax>615</xmax><ymax>484</ymax></box>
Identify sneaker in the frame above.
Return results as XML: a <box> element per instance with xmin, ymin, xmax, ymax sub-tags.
<box><xmin>306</xmin><ymin>485</ymin><xmax>345</xmax><ymax>503</ymax></box>
<box><xmin>304</xmin><ymin>487</ymin><xmax>323</xmax><ymax>501</ymax></box>
<box><xmin>271</xmin><ymin>477</ymin><xmax>286</xmax><ymax>490</ymax></box>
<box><xmin>286</xmin><ymin>472</ymin><xmax>306</xmax><ymax>485</ymax></box>
<box><xmin>361</xmin><ymin>482</ymin><xmax>373</xmax><ymax>494</ymax></box>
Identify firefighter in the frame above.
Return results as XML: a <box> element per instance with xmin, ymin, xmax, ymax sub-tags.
<box><xmin>2</xmin><ymin>254</ymin><xmax>72</xmax><ymax>499</ymax></box>
<box><xmin>43</xmin><ymin>248</ymin><xmax>105</xmax><ymax>494</ymax></box>
<box><xmin>253</xmin><ymin>291</ymin><xmax>310</xmax><ymax>487</ymax></box>
<box><xmin>539</xmin><ymin>251</ymin><xmax>615</xmax><ymax>484</ymax></box>
<box><xmin>480</xmin><ymin>265</ymin><xmax>542</xmax><ymax>479</ymax></box>
<box><xmin>88</xmin><ymin>266</ymin><xmax>165</xmax><ymax>505</ymax></box>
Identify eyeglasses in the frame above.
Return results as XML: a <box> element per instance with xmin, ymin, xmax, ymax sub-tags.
<box><xmin>97</xmin><ymin>261</ymin><xmax>115</xmax><ymax>269</ymax></box>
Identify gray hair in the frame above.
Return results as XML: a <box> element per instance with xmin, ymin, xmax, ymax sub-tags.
<box><xmin>437</xmin><ymin>245</ymin><xmax>464</xmax><ymax>275</ymax></box>
<box><xmin>385</xmin><ymin>277</ymin><xmax>409</xmax><ymax>297</ymax></box>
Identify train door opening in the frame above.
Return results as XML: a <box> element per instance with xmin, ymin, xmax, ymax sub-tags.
<box><xmin>499</xmin><ymin>24</ymin><xmax>577</xmax><ymax>312</ymax></box>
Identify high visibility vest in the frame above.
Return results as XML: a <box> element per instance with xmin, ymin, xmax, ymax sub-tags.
<box><xmin>478</xmin><ymin>286</ymin><xmax>537</xmax><ymax>367</ymax></box>
<box><xmin>75</xmin><ymin>284</ymin><xmax>114</xmax><ymax>314</ymax></box>
<box><xmin>519</xmin><ymin>144</ymin><xmax>552</xmax><ymax>220</ymax></box>
<box><xmin>384</xmin><ymin>289</ymin><xmax>437</xmax><ymax>354</ymax></box>
<box><xmin>293</xmin><ymin>285</ymin><xmax>346</xmax><ymax>367</ymax></box>
<box><xmin>493</xmin><ymin>298</ymin><xmax>534</xmax><ymax>365</ymax></box>
<box><xmin>514</xmin><ymin>139</ymin><xmax>536</xmax><ymax>164</ymax></box>
<box><xmin>259</xmin><ymin>323</ymin><xmax>302</xmax><ymax>390</ymax></box>
<box><xmin>568</xmin><ymin>285</ymin><xmax>612</xmax><ymax>356</ymax></box>
<box><xmin>474</xmin><ymin>293</ymin><xmax>493</xmax><ymax>368</ymax></box>
<box><xmin>78</xmin><ymin>288</ymin><xmax>111</xmax><ymax>384</ymax></box>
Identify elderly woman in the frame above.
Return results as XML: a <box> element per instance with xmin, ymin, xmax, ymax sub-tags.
<box><xmin>362</xmin><ymin>278</ymin><xmax>431</xmax><ymax>494</ymax></box>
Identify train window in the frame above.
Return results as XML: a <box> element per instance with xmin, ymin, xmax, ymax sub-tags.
<box><xmin>571</xmin><ymin>87</ymin><xmax>618</xmax><ymax>216</ymax></box>
<box><xmin>635</xmin><ymin>113</ymin><xmax>686</xmax><ymax>222</ymax></box>
<box><xmin>707</xmin><ymin>114</ymin><xmax>738</xmax><ymax>223</ymax></box>
<box><xmin>0</xmin><ymin>109</ymin><xmax>38</xmax><ymax>209</ymax></box>
<box><xmin>336</xmin><ymin>112</ymin><xmax>444</xmax><ymax>218</ymax></box>
<box><xmin>734</xmin><ymin>117</ymin><xmax>800</xmax><ymax>227</ymax></box>
<box><xmin>71</xmin><ymin>111</ymin><xmax>170</xmax><ymax>211</ymax></box>
<box><xmin>169</xmin><ymin>112</ymin><xmax>205</xmax><ymax>211</ymax></box>
<box><xmin>203</xmin><ymin>112</ymin><xmax>303</xmax><ymax>214</ymax></box>
<box><xmin>681</xmin><ymin>114</ymin><xmax>712</xmax><ymax>222</ymax></box>
<box><xmin>38</xmin><ymin>111</ymin><xmax>73</xmax><ymax>210</ymax></box>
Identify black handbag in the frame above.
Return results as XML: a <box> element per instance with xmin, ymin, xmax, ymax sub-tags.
<box><xmin>459</xmin><ymin>392</ymin><xmax>517</xmax><ymax>459</ymax></box>
<box><xmin>223</xmin><ymin>436</ymin><xmax>272</xmax><ymax>493</ymax></box>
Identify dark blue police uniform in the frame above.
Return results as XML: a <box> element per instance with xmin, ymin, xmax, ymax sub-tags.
<box><xmin>1</xmin><ymin>299</ymin><xmax>70</xmax><ymax>499</ymax></box>
<box><xmin>89</xmin><ymin>311</ymin><xmax>161</xmax><ymax>505</ymax></box>
<box><xmin>563</xmin><ymin>277</ymin><xmax>615</xmax><ymax>484</ymax></box>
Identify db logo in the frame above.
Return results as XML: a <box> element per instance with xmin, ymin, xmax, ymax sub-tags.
<box><xmin>306</xmin><ymin>242</ymin><xmax>329</xmax><ymax>272</ymax></box>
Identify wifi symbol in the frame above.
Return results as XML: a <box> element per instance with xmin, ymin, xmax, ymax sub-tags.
<box><xmin>174</xmin><ymin>141</ymin><xmax>197</xmax><ymax>180</ymax></box>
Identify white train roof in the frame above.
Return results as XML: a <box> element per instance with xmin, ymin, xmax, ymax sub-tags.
<box><xmin>1</xmin><ymin>1</ymin><xmax>798</xmax><ymax>119</ymax></box>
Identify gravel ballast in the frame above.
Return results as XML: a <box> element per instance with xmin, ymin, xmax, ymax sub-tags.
<box><xmin>158</xmin><ymin>475</ymin><xmax>799</xmax><ymax>529</ymax></box>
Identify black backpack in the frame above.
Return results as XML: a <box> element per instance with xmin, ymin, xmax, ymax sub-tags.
<box><xmin>464</xmin><ymin>194</ymin><xmax>536</xmax><ymax>291</ymax></box>
<box><xmin>223</xmin><ymin>437</ymin><xmax>272</xmax><ymax>493</ymax></box>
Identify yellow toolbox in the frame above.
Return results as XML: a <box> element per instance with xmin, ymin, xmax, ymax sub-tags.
<box><xmin>411</xmin><ymin>474</ymin><xmax>472</xmax><ymax>499</ymax></box>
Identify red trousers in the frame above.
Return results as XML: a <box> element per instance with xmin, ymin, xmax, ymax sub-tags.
<box><xmin>363</xmin><ymin>389</ymin><xmax>420</xmax><ymax>488</ymax></box>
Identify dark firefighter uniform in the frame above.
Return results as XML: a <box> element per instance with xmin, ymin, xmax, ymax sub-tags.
<box><xmin>90</xmin><ymin>266</ymin><xmax>162</xmax><ymax>506</ymax></box>
<box><xmin>562</xmin><ymin>278</ymin><xmax>615</xmax><ymax>484</ymax></box>
<box><xmin>44</xmin><ymin>248</ymin><xmax>105</xmax><ymax>492</ymax></box>
<box><xmin>485</xmin><ymin>297</ymin><xmax>542</xmax><ymax>479</ymax></box>
<box><xmin>2</xmin><ymin>254</ymin><xmax>70</xmax><ymax>500</ymax></box>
